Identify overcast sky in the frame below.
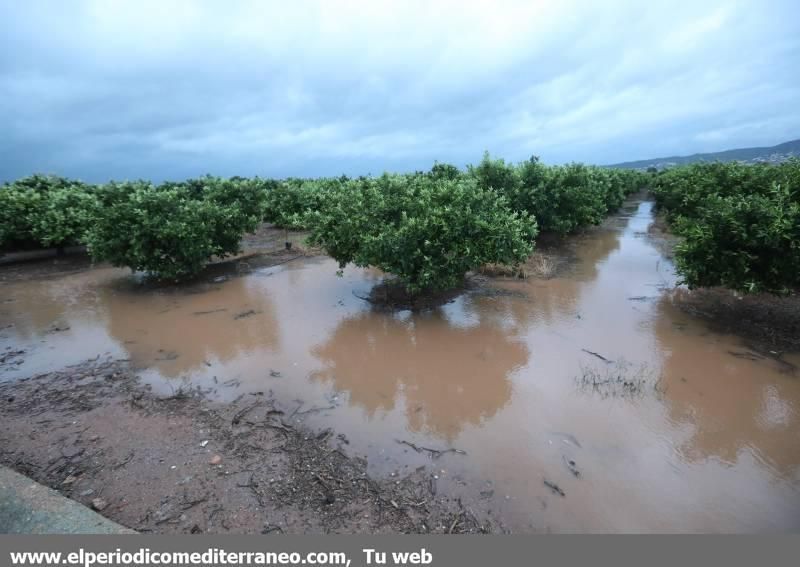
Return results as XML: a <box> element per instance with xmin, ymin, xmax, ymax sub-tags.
<box><xmin>1</xmin><ymin>0</ymin><xmax>798</xmax><ymax>182</ymax></box>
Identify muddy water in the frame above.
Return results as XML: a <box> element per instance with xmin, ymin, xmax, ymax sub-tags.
<box><xmin>2</xmin><ymin>200</ymin><xmax>799</xmax><ymax>533</ymax></box>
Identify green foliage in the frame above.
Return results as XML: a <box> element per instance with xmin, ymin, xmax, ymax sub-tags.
<box><xmin>653</xmin><ymin>159</ymin><xmax>800</xmax><ymax>294</ymax></box>
<box><xmin>263</xmin><ymin>178</ymin><xmax>340</xmax><ymax>229</ymax></box>
<box><xmin>651</xmin><ymin>161</ymin><xmax>780</xmax><ymax>220</ymax></box>
<box><xmin>516</xmin><ymin>162</ymin><xmax>608</xmax><ymax>235</ymax></box>
<box><xmin>1</xmin><ymin>153</ymin><xmax>650</xmax><ymax>294</ymax></box>
<box><xmin>306</xmin><ymin>175</ymin><xmax>537</xmax><ymax>294</ymax></box>
<box><xmin>0</xmin><ymin>184</ymin><xmax>33</xmax><ymax>248</ymax></box>
<box><xmin>468</xmin><ymin>151</ymin><xmax>521</xmax><ymax>196</ymax></box>
<box><xmin>602</xmin><ymin>167</ymin><xmax>644</xmax><ymax>211</ymax></box>
<box><xmin>86</xmin><ymin>176</ymin><xmax>266</xmax><ymax>280</ymax></box>
<box><xmin>30</xmin><ymin>188</ymin><xmax>98</xmax><ymax>248</ymax></box>
<box><xmin>470</xmin><ymin>155</ymin><xmax>647</xmax><ymax>235</ymax></box>
<box><xmin>0</xmin><ymin>175</ymin><xmax>97</xmax><ymax>250</ymax></box>
<box><xmin>427</xmin><ymin>162</ymin><xmax>462</xmax><ymax>181</ymax></box>
<box><xmin>672</xmin><ymin>184</ymin><xmax>799</xmax><ymax>294</ymax></box>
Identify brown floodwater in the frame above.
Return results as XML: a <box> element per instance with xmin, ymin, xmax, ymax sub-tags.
<box><xmin>2</xmin><ymin>200</ymin><xmax>799</xmax><ymax>533</ymax></box>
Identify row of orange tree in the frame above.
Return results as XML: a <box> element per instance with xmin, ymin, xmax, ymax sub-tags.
<box><xmin>651</xmin><ymin>159</ymin><xmax>800</xmax><ymax>294</ymax></box>
<box><xmin>0</xmin><ymin>155</ymin><xmax>648</xmax><ymax>289</ymax></box>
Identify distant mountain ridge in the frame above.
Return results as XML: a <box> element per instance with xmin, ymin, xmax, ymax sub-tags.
<box><xmin>608</xmin><ymin>138</ymin><xmax>800</xmax><ymax>170</ymax></box>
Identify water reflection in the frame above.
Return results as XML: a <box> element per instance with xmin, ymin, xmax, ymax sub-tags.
<box><xmin>497</xmin><ymin>225</ymin><xmax>624</xmax><ymax>330</ymax></box>
<box><xmin>654</xmin><ymin>297</ymin><xmax>800</xmax><ymax>477</ymax></box>
<box><xmin>0</xmin><ymin>268</ymin><xmax>112</xmax><ymax>339</ymax></box>
<box><xmin>0</xmin><ymin>268</ymin><xmax>280</xmax><ymax>379</ymax></box>
<box><xmin>567</xmin><ymin>226</ymin><xmax>623</xmax><ymax>283</ymax></box>
<box><xmin>103</xmin><ymin>278</ymin><xmax>280</xmax><ymax>377</ymax></box>
<box><xmin>311</xmin><ymin>309</ymin><xmax>526</xmax><ymax>440</ymax></box>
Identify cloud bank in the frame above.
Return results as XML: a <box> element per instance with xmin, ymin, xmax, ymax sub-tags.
<box><xmin>1</xmin><ymin>0</ymin><xmax>798</xmax><ymax>181</ymax></box>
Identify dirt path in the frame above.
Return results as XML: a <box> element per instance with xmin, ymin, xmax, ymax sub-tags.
<box><xmin>0</xmin><ymin>357</ymin><xmax>494</xmax><ymax>534</ymax></box>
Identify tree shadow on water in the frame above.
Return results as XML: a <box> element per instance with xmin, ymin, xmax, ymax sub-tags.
<box><xmin>310</xmin><ymin>309</ymin><xmax>528</xmax><ymax>442</ymax></box>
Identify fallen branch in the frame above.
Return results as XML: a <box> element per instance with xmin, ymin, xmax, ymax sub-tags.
<box><xmin>231</xmin><ymin>402</ymin><xmax>264</xmax><ymax>425</ymax></box>
<box><xmin>544</xmin><ymin>479</ymin><xmax>565</xmax><ymax>497</ymax></box>
<box><xmin>233</xmin><ymin>309</ymin><xmax>259</xmax><ymax>320</ymax></box>
<box><xmin>181</xmin><ymin>496</ymin><xmax>208</xmax><ymax>510</ymax></box>
<box><xmin>395</xmin><ymin>439</ymin><xmax>466</xmax><ymax>459</ymax></box>
<box><xmin>112</xmin><ymin>450</ymin><xmax>135</xmax><ymax>470</ymax></box>
<box><xmin>193</xmin><ymin>308</ymin><xmax>228</xmax><ymax>316</ymax></box>
<box><xmin>581</xmin><ymin>349</ymin><xmax>614</xmax><ymax>363</ymax></box>
<box><xmin>448</xmin><ymin>511</ymin><xmax>464</xmax><ymax>534</ymax></box>
<box><xmin>296</xmin><ymin>405</ymin><xmax>336</xmax><ymax>416</ymax></box>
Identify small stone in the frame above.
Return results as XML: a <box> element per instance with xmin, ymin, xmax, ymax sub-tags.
<box><xmin>209</xmin><ymin>455</ymin><xmax>222</xmax><ymax>465</ymax></box>
<box><xmin>91</xmin><ymin>498</ymin><xmax>108</xmax><ymax>511</ymax></box>
<box><xmin>62</xmin><ymin>475</ymin><xmax>78</xmax><ymax>485</ymax></box>
<box><xmin>200</xmin><ymin>440</ymin><xmax>209</xmax><ymax>447</ymax></box>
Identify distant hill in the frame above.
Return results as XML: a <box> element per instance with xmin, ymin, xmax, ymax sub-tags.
<box><xmin>609</xmin><ymin>138</ymin><xmax>800</xmax><ymax>170</ymax></box>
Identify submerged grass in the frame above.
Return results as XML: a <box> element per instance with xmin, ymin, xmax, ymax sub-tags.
<box><xmin>480</xmin><ymin>251</ymin><xmax>558</xmax><ymax>280</ymax></box>
<box><xmin>576</xmin><ymin>360</ymin><xmax>663</xmax><ymax>399</ymax></box>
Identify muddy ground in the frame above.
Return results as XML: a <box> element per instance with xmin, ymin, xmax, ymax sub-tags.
<box><xmin>0</xmin><ymin>356</ymin><xmax>493</xmax><ymax>534</ymax></box>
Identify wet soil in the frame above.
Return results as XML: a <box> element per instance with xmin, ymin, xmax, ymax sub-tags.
<box><xmin>360</xmin><ymin>280</ymin><xmax>469</xmax><ymax>312</ymax></box>
<box><xmin>665</xmin><ymin>288</ymin><xmax>800</xmax><ymax>354</ymax></box>
<box><xmin>0</xmin><ymin>357</ymin><xmax>491</xmax><ymax>534</ymax></box>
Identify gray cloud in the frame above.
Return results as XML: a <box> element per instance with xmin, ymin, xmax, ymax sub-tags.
<box><xmin>1</xmin><ymin>0</ymin><xmax>799</xmax><ymax>182</ymax></box>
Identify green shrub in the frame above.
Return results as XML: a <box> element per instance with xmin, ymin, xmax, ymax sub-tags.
<box><xmin>0</xmin><ymin>175</ymin><xmax>97</xmax><ymax>250</ymax></box>
<box><xmin>651</xmin><ymin>161</ymin><xmax>782</xmax><ymax>220</ymax></box>
<box><xmin>428</xmin><ymin>162</ymin><xmax>462</xmax><ymax>181</ymax></box>
<box><xmin>469</xmin><ymin>156</ymin><xmax>647</xmax><ymax>236</ymax></box>
<box><xmin>672</xmin><ymin>183</ymin><xmax>800</xmax><ymax>294</ymax></box>
<box><xmin>600</xmin><ymin>168</ymin><xmax>640</xmax><ymax>211</ymax></box>
<box><xmin>263</xmin><ymin>178</ymin><xmax>339</xmax><ymax>229</ymax></box>
<box><xmin>468</xmin><ymin>151</ymin><xmax>521</xmax><ymax>198</ymax></box>
<box><xmin>0</xmin><ymin>183</ymin><xmax>35</xmax><ymax>248</ymax></box>
<box><xmin>516</xmin><ymin>162</ymin><xmax>607</xmax><ymax>235</ymax></box>
<box><xmin>30</xmin><ymin>187</ymin><xmax>98</xmax><ymax>248</ymax></box>
<box><xmin>86</xmin><ymin>177</ymin><xmax>266</xmax><ymax>280</ymax></box>
<box><xmin>306</xmin><ymin>174</ymin><xmax>537</xmax><ymax>294</ymax></box>
<box><xmin>594</xmin><ymin>167</ymin><xmax>648</xmax><ymax>213</ymax></box>
<box><xmin>652</xmin><ymin>159</ymin><xmax>800</xmax><ymax>294</ymax></box>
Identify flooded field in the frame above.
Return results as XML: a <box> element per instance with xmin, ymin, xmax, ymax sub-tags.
<box><xmin>2</xmin><ymin>200</ymin><xmax>799</xmax><ymax>533</ymax></box>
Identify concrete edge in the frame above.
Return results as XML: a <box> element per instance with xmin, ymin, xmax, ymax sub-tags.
<box><xmin>0</xmin><ymin>465</ymin><xmax>135</xmax><ymax>534</ymax></box>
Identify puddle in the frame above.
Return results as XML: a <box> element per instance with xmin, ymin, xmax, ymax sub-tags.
<box><xmin>2</xmin><ymin>200</ymin><xmax>799</xmax><ymax>532</ymax></box>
